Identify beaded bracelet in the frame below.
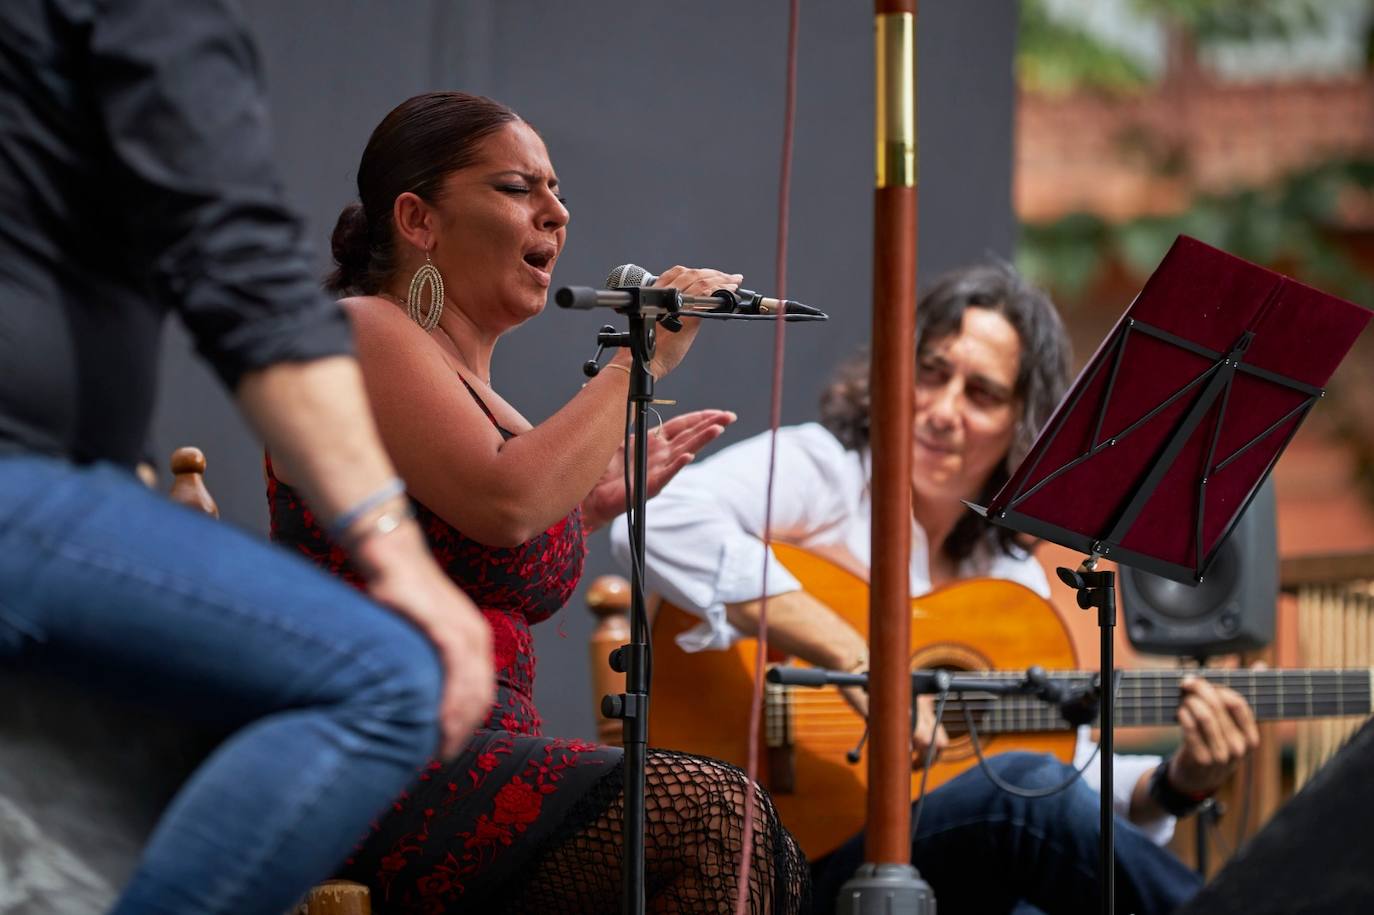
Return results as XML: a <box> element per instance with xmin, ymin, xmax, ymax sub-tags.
<box><xmin>327</xmin><ymin>476</ymin><xmax>406</xmax><ymax>541</ymax></box>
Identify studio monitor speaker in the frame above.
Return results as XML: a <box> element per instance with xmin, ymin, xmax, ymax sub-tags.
<box><xmin>1121</xmin><ymin>479</ymin><xmax>1277</xmax><ymax>656</ymax></box>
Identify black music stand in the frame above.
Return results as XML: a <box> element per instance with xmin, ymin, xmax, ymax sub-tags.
<box><xmin>970</xmin><ymin>235</ymin><xmax>1371</xmax><ymax>915</ymax></box>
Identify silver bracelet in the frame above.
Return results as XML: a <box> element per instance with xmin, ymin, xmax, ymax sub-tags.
<box><xmin>339</xmin><ymin>501</ymin><xmax>417</xmax><ymax>550</ymax></box>
<box><xmin>327</xmin><ymin>477</ymin><xmax>406</xmax><ymax>540</ymax></box>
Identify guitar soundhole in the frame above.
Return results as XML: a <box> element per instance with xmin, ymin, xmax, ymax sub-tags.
<box><xmin>910</xmin><ymin>643</ymin><xmax>993</xmax><ymax>764</ymax></box>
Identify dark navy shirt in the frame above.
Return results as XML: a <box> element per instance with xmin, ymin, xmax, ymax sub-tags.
<box><xmin>0</xmin><ymin>0</ymin><xmax>352</xmax><ymax>466</ymax></box>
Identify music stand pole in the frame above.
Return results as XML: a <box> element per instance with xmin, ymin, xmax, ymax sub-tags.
<box><xmin>1057</xmin><ymin>561</ymin><xmax>1118</xmax><ymax>915</ymax></box>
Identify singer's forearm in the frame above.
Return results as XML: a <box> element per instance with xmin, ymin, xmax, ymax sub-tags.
<box><xmin>453</xmin><ymin>360</ymin><xmax>634</xmax><ymax>544</ymax></box>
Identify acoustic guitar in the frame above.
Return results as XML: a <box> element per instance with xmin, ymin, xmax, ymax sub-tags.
<box><xmin>648</xmin><ymin>542</ymin><xmax>1373</xmax><ymax>859</ymax></box>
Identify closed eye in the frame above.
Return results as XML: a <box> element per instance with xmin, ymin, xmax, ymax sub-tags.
<box><xmin>498</xmin><ymin>185</ymin><xmax>567</xmax><ymax>208</ymax></box>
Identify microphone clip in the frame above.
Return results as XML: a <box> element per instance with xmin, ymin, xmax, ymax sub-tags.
<box><xmin>582</xmin><ymin>325</ymin><xmax>631</xmax><ymax>378</ymax></box>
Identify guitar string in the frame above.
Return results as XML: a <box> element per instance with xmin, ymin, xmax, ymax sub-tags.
<box><xmin>778</xmin><ymin>682</ymin><xmax>1367</xmax><ymax>705</ymax></box>
<box><xmin>773</xmin><ymin>683</ymin><xmax>1368</xmax><ymax>739</ymax></box>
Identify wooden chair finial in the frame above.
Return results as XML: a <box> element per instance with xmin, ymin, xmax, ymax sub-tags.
<box><xmin>586</xmin><ymin>575</ymin><xmax>632</xmax><ymax>746</ymax></box>
<box><xmin>168</xmin><ymin>446</ymin><xmax>219</xmax><ymax>518</ymax></box>
<box><xmin>587</xmin><ymin>575</ymin><xmax>632</xmax><ymax>615</ymax></box>
<box><xmin>296</xmin><ymin>879</ymin><xmax>371</xmax><ymax>915</ymax></box>
<box><xmin>170</xmin><ymin>446</ymin><xmax>208</xmax><ymax>475</ymax></box>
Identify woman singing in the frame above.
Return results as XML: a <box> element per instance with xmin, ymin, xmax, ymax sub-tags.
<box><xmin>266</xmin><ymin>91</ymin><xmax>808</xmax><ymax>913</ymax></box>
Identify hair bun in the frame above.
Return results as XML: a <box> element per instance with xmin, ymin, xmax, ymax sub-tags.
<box><xmin>327</xmin><ymin>202</ymin><xmax>371</xmax><ymax>294</ymax></box>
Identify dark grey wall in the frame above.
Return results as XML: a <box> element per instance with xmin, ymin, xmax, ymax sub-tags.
<box><xmin>150</xmin><ymin>0</ymin><xmax>1016</xmax><ymax>739</ymax></box>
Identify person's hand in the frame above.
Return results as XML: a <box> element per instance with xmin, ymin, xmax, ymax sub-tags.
<box><xmin>834</xmin><ymin>659</ymin><xmax>949</xmax><ymax>770</ymax></box>
<box><xmin>912</xmin><ymin>693</ymin><xmax>950</xmax><ymax>769</ymax></box>
<box><xmin>642</xmin><ymin>266</ymin><xmax>743</xmax><ymax>378</ymax></box>
<box><xmin>580</xmin><ymin>408</ymin><xmax>737</xmax><ymax>531</ymax></box>
<box><xmin>356</xmin><ymin>521</ymin><xmax>495</xmax><ymax>759</ymax></box>
<box><xmin>1167</xmin><ymin>674</ymin><xmax>1261</xmax><ymax>797</ymax></box>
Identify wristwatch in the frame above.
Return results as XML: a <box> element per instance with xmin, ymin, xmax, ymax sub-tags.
<box><xmin>1147</xmin><ymin>755</ymin><xmax>1212</xmax><ymax>818</ymax></box>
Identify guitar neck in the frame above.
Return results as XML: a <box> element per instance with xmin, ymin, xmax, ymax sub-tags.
<box><xmin>1114</xmin><ymin>668</ymin><xmax>1374</xmax><ymax>726</ymax></box>
<box><xmin>959</xmin><ymin>668</ymin><xmax>1374</xmax><ymax>735</ymax></box>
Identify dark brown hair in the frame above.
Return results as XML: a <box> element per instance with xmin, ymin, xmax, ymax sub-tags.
<box><xmin>819</xmin><ymin>261</ymin><xmax>1072</xmax><ymax>563</ymax></box>
<box><xmin>327</xmin><ymin>91</ymin><xmax>523</xmax><ymax>295</ymax></box>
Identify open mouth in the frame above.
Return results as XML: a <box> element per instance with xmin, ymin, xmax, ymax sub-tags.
<box><xmin>521</xmin><ymin>246</ymin><xmax>556</xmax><ymax>288</ymax></box>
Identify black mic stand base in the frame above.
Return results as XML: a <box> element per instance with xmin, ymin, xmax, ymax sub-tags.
<box><xmin>837</xmin><ymin>863</ymin><xmax>935</xmax><ymax>915</ymax></box>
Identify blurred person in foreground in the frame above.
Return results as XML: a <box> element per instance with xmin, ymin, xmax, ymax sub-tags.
<box><xmin>0</xmin><ymin>4</ymin><xmax>493</xmax><ymax>913</ymax></box>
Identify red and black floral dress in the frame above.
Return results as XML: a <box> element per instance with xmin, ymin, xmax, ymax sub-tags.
<box><xmin>268</xmin><ymin>380</ymin><xmax>809</xmax><ymax>914</ymax></box>
<box><xmin>265</xmin><ymin>387</ymin><xmax>623</xmax><ymax>913</ymax></box>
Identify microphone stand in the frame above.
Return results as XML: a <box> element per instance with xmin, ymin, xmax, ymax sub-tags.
<box><xmin>556</xmin><ymin>282</ymin><xmax>827</xmax><ymax>914</ymax></box>
<box><xmin>562</xmin><ymin>284</ymin><xmax>681</xmax><ymax>915</ymax></box>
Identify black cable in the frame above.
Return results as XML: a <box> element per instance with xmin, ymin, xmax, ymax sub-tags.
<box><xmin>621</xmin><ymin>394</ymin><xmax>652</xmax><ymax>681</ymax></box>
<box><xmin>1202</xmin><ymin>799</ymin><xmax>1232</xmax><ymax>858</ymax></box>
<box><xmin>961</xmin><ymin>697</ymin><xmax>1103</xmax><ymax>799</ymax></box>
<box><xmin>910</xmin><ymin>688</ymin><xmax>951</xmax><ymax>840</ymax></box>
<box><xmin>1235</xmin><ymin>743</ymin><xmax>1255</xmax><ymax>841</ymax></box>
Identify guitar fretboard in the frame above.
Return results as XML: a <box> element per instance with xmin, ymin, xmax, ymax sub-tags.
<box><xmin>933</xmin><ymin>668</ymin><xmax>1371</xmax><ymax>735</ymax></box>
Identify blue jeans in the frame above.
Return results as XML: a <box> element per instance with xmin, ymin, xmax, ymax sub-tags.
<box><xmin>809</xmin><ymin>752</ymin><xmax>1203</xmax><ymax>915</ymax></box>
<box><xmin>0</xmin><ymin>457</ymin><xmax>445</xmax><ymax>915</ymax></box>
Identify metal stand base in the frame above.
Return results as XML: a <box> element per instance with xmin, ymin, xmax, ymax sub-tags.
<box><xmin>836</xmin><ymin>863</ymin><xmax>936</xmax><ymax>915</ymax></box>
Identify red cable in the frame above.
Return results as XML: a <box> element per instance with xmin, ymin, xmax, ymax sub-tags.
<box><xmin>734</xmin><ymin>0</ymin><xmax>799</xmax><ymax>910</ymax></box>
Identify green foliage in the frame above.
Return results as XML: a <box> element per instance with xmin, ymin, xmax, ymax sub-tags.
<box><xmin>1018</xmin><ymin>0</ymin><xmax>1349</xmax><ymax>96</ymax></box>
<box><xmin>1132</xmin><ymin>0</ymin><xmax>1328</xmax><ymax>43</ymax></box>
<box><xmin>1017</xmin><ymin>157</ymin><xmax>1374</xmax><ymax>308</ymax></box>
<box><xmin>1018</xmin><ymin>0</ymin><xmax>1152</xmax><ymax>95</ymax></box>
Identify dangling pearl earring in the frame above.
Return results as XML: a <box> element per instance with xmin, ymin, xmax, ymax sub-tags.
<box><xmin>408</xmin><ymin>251</ymin><xmax>444</xmax><ymax>331</ymax></box>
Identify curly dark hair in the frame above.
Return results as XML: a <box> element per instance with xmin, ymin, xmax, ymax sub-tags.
<box><xmin>819</xmin><ymin>261</ymin><xmax>1072</xmax><ymax>563</ymax></box>
<box><xmin>327</xmin><ymin>92</ymin><xmax>523</xmax><ymax>296</ymax></box>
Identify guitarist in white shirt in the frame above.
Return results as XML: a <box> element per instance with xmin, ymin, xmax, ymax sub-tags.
<box><xmin>611</xmin><ymin>262</ymin><xmax>1259</xmax><ymax>915</ymax></box>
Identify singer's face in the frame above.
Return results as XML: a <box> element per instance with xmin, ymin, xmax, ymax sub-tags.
<box><xmin>430</xmin><ymin>122</ymin><xmax>569</xmax><ymax>328</ymax></box>
<box><xmin>910</xmin><ymin>307</ymin><xmax>1022</xmax><ymax>504</ymax></box>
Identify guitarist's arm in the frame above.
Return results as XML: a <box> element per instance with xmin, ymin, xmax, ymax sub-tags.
<box><xmin>725</xmin><ymin>591</ymin><xmax>869</xmax><ymax>681</ymax></box>
<box><xmin>725</xmin><ymin>592</ymin><xmax>950</xmax><ymax>760</ymax></box>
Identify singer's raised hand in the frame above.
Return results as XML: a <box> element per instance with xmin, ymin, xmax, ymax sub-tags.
<box><xmin>580</xmin><ymin>408</ymin><xmax>737</xmax><ymax>532</ymax></box>
<box><xmin>619</xmin><ymin>266</ymin><xmax>742</xmax><ymax>379</ymax></box>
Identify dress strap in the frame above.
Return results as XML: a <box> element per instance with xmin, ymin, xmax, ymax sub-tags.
<box><xmin>458</xmin><ymin>375</ymin><xmax>516</xmax><ymax>440</ymax></box>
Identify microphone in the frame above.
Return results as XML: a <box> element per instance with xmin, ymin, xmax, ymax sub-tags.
<box><xmin>606</xmin><ymin>264</ymin><xmax>826</xmax><ymax>320</ymax></box>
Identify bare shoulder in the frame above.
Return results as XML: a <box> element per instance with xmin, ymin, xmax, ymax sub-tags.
<box><xmin>339</xmin><ymin>295</ymin><xmax>446</xmax><ymax>377</ymax></box>
<box><xmin>340</xmin><ymin>294</ymin><xmax>411</xmax><ymax>336</ymax></box>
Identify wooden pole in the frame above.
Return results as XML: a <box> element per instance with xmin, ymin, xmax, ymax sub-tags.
<box><xmin>866</xmin><ymin>0</ymin><xmax>917</xmax><ymax>866</ymax></box>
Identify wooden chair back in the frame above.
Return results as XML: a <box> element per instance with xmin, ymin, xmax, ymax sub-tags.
<box><xmin>586</xmin><ymin>576</ymin><xmax>631</xmax><ymax>746</ymax></box>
